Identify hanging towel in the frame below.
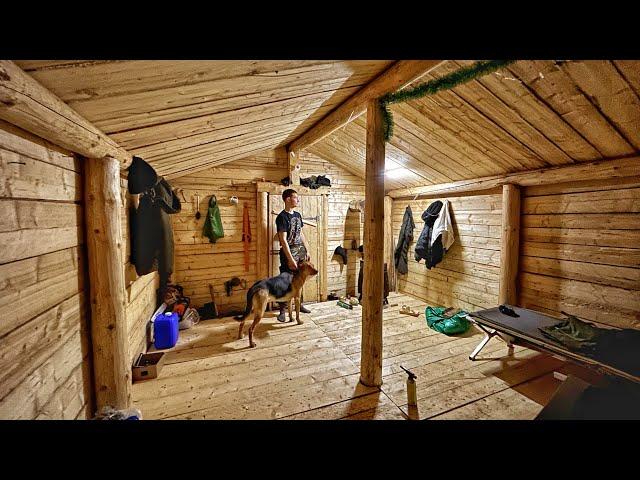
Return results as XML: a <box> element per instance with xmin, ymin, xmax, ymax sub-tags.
<box><xmin>242</xmin><ymin>202</ymin><xmax>251</xmax><ymax>272</ymax></box>
<box><xmin>431</xmin><ymin>199</ymin><xmax>455</xmax><ymax>250</ymax></box>
<box><xmin>203</xmin><ymin>195</ymin><xmax>224</xmax><ymax>243</ymax></box>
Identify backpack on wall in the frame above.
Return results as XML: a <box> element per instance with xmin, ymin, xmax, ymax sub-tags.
<box><xmin>203</xmin><ymin>195</ymin><xmax>224</xmax><ymax>243</ymax></box>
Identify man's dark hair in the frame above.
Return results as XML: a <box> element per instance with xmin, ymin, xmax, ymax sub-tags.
<box><xmin>282</xmin><ymin>188</ymin><xmax>298</xmax><ymax>201</ymax></box>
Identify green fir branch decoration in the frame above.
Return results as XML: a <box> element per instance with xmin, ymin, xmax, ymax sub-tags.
<box><xmin>379</xmin><ymin>60</ymin><xmax>516</xmax><ymax>141</ymax></box>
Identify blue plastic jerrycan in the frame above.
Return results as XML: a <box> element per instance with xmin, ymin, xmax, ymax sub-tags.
<box><xmin>154</xmin><ymin>311</ymin><xmax>179</xmax><ymax>350</ymax></box>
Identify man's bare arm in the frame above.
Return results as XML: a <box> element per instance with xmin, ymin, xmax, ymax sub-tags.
<box><xmin>300</xmin><ymin>231</ymin><xmax>311</xmax><ymax>261</ymax></box>
<box><xmin>278</xmin><ymin>231</ymin><xmax>298</xmax><ymax>268</ymax></box>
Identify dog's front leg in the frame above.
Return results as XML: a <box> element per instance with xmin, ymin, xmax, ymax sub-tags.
<box><xmin>295</xmin><ymin>295</ymin><xmax>303</xmax><ymax>324</ymax></box>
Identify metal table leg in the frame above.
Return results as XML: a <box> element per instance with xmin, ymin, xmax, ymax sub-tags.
<box><xmin>467</xmin><ymin>315</ymin><xmax>517</xmax><ymax>360</ymax></box>
<box><xmin>469</xmin><ymin>329</ymin><xmax>499</xmax><ymax>360</ymax></box>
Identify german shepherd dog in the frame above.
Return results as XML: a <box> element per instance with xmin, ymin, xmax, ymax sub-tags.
<box><xmin>235</xmin><ymin>262</ymin><xmax>318</xmax><ymax>348</ymax></box>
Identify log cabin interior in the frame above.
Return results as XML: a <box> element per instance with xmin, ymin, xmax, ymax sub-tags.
<box><xmin>1</xmin><ymin>59</ymin><xmax>639</xmax><ymax>421</ymax></box>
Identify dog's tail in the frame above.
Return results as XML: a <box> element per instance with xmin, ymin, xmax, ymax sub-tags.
<box><xmin>234</xmin><ymin>283</ymin><xmax>258</xmax><ymax>321</ymax></box>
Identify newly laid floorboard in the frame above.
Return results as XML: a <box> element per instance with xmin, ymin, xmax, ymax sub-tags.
<box><xmin>132</xmin><ymin>292</ymin><xmax>571</xmax><ymax>419</ymax></box>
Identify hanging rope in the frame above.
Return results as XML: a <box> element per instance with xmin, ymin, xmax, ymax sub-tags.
<box><xmin>379</xmin><ymin>60</ymin><xmax>517</xmax><ymax>141</ymax></box>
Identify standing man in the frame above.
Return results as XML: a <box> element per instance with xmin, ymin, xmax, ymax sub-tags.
<box><xmin>275</xmin><ymin>188</ymin><xmax>312</xmax><ymax>322</ymax></box>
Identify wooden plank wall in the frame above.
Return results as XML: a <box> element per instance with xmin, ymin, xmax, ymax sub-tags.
<box><xmin>392</xmin><ymin>191</ymin><xmax>502</xmax><ymax>312</ymax></box>
<box><xmin>0</xmin><ymin>121</ymin><xmax>93</xmax><ymax>419</ymax></box>
<box><xmin>169</xmin><ymin>149</ymin><xmax>365</xmax><ymax>310</ymax></box>
<box><xmin>0</xmin><ymin>121</ymin><xmax>160</xmax><ymax>419</ymax></box>
<box><xmin>298</xmin><ymin>152</ymin><xmax>366</xmax><ymax>297</ymax></box>
<box><xmin>519</xmin><ymin>177</ymin><xmax>640</xmax><ymax>330</ymax></box>
<box><xmin>170</xmin><ymin>149</ymin><xmax>288</xmax><ymax>311</ymax></box>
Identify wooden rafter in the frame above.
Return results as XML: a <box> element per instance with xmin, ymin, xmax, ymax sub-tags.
<box><xmin>387</xmin><ymin>156</ymin><xmax>640</xmax><ymax>199</ymax></box>
<box><xmin>287</xmin><ymin>60</ymin><xmax>444</xmax><ymax>153</ymax></box>
<box><xmin>0</xmin><ymin>61</ymin><xmax>131</xmax><ymax>169</ymax></box>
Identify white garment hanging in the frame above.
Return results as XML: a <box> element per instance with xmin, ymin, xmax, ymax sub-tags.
<box><xmin>430</xmin><ymin>199</ymin><xmax>455</xmax><ymax>250</ymax></box>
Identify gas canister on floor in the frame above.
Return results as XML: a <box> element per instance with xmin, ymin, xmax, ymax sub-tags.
<box><xmin>154</xmin><ymin>311</ymin><xmax>179</xmax><ymax>350</ymax></box>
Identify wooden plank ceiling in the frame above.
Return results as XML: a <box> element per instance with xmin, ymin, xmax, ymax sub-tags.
<box><xmin>308</xmin><ymin>60</ymin><xmax>640</xmax><ymax>191</ymax></box>
<box><xmin>15</xmin><ymin>60</ymin><xmax>394</xmax><ymax>178</ymax></box>
<box><xmin>15</xmin><ymin>60</ymin><xmax>640</xmax><ymax>188</ymax></box>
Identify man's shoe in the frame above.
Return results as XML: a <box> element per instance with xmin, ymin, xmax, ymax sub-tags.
<box><xmin>299</xmin><ymin>304</ymin><xmax>311</xmax><ymax>314</ymax></box>
<box><xmin>277</xmin><ymin>311</ymin><xmax>288</xmax><ymax>322</ymax></box>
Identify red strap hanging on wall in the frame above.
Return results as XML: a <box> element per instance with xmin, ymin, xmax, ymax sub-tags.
<box><xmin>242</xmin><ymin>202</ymin><xmax>251</xmax><ymax>272</ymax></box>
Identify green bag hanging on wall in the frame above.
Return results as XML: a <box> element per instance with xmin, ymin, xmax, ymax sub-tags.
<box><xmin>203</xmin><ymin>195</ymin><xmax>224</xmax><ymax>243</ymax></box>
<box><xmin>425</xmin><ymin>306</ymin><xmax>471</xmax><ymax>335</ymax></box>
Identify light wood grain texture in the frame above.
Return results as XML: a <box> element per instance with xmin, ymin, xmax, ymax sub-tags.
<box><xmin>518</xmin><ymin>178</ymin><xmax>640</xmax><ymax>330</ymax></box>
<box><xmin>320</xmin><ymin>194</ymin><xmax>329</xmax><ymax>300</ymax></box>
<box><xmin>508</xmin><ymin>60</ymin><xmax>634</xmax><ymax>158</ymax></box>
<box><xmin>289</xmin><ymin>61</ymin><xmax>443</xmax><ymax>151</ymax></box>
<box><xmin>0</xmin><ymin>61</ymin><xmax>131</xmax><ymax>168</ymax></box>
<box><xmin>388</xmin><ymin>156</ymin><xmax>640</xmax><ymax>199</ymax></box>
<box><xmin>288</xmin><ymin>148</ymin><xmax>300</xmax><ymax>186</ymax></box>
<box><xmin>298</xmin><ymin>151</ymin><xmax>365</xmax><ymax>298</ymax></box>
<box><xmin>559</xmin><ymin>60</ymin><xmax>640</xmax><ymax>150</ymax></box>
<box><xmin>456</xmin><ymin>59</ymin><xmax>601</xmax><ymax>162</ymax></box>
<box><xmin>257</xmin><ymin>191</ymin><xmax>269</xmax><ymax>281</ymax></box>
<box><xmin>499</xmin><ymin>185</ymin><xmax>520</xmax><ymax>304</ymax></box>
<box><xmin>392</xmin><ymin>191</ymin><xmax>502</xmax><ymax>313</ymax></box>
<box><xmin>84</xmin><ymin>156</ymin><xmax>130</xmax><ymax>409</ymax></box>
<box><xmin>0</xmin><ymin>122</ymin><xmax>93</xmax><ymax>419</ymax></box>
<box><xmin>131</xmin><ymin>293</ymin><xmax>563</xmax><ymax>420</ymax></box>
<box><xmin>384</xmin><ymin>196</ymin><xmax>395</xmax><ymax>292</ymax></box>
<box><xmin>360</xmin><ymin>100</ymin><xmax>386</xmax><ymax>387</ymax></box>
<box><xmin>0</xmin><ymin>329</ymin><xmax>87</xmax><ymax>419</ymax></box>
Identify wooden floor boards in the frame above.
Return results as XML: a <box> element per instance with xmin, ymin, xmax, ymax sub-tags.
<box><xmin>132</xmin><ymin>292</ymin><xmax>566</xmax><ymax>420</ymax></box>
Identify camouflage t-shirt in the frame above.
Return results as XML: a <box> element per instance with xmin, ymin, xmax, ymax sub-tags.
<box><xmin>276</xmin><ymin>210</ymin><xmax>303</xmax><ymax>246</ymax></box>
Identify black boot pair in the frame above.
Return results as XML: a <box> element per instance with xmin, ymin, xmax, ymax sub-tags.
<box><xmin>277</xmin><ymin>303</ymin><xmax>311</xmax><ymax>322</ymax></box>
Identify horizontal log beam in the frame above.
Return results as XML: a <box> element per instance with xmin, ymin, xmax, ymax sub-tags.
<box><xmin>388</xmin><ymin>156</ymin><xmax>640</xmax><ymax>199</ymax></box>
<box><xmin>288</xmin><ymin>60</ymin><xmax>444</xmax><ymax>152</ymax></box>
<box><xmin>255</xmin><ymin>182</ymin><xmax>329</xmax><ymax>196</ymax></box>
<box><xmin>0</xmin><ymin>61</ymin><xmax>132</xmax><ymax>169</ymax></box>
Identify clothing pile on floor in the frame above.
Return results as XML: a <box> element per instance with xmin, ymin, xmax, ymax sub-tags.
<box><xmin>163</xmin><ymin>284</ymin><xmax>200</xmax><ymax>330</ymax></box>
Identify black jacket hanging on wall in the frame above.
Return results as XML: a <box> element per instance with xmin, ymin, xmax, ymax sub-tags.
<box><xmin>414</xmin><ymin>201</ymin><xmax>444</xmax><ymax>269</ymax></box>
<box><xmin>394</xmin><ymin>205</ymin><xmax>415</xmax><ymax>275</ymax></box>
<box><xmin>128</xmin><ymin>156</ymin><xmax>181</xmax><ymax>292</ymax></box>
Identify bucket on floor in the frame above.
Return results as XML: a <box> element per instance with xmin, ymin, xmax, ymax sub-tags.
<box><xmin>154</xmin><ymin>311</ymin><xmax>179</xmax><ymax>349</ymax></box>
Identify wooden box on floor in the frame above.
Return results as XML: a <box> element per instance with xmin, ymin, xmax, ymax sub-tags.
<box><xmin>132</xmin><ymin>352</ymin><xmax>166</xmax><ymax>382</ymax></box>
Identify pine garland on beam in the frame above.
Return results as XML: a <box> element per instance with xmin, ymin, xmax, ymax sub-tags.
<box><xmin>379</xmin><ymin>60</ymin><xmax>516</xmax><ymax>141</ymax></box>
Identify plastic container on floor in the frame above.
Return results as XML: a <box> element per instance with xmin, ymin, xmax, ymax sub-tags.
<box><xmin>154</xmin><ymin>311</ymin><xmax>179</xmax><ymax>350</ymax></box>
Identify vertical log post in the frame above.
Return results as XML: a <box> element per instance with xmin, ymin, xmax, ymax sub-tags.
<box><xmin>85</xmin><ymin>156</ymin><xmax>131</xmax><ymax>410</ymax></box>
<box><xmin>499</xmin><ymin>184</ymin><xmax>521</xmax><ymax>305</ymax></box>
<box><xmin>383</xmin><ymin>195</ymin><xmax>395</xmax><ymax>292</ymax></box>
<box><xmin>360</xmin><ymin>100</ymin><xmax>385</xmax><ymax>387</ymax></box>
<box><xmin>320</xmin><ymin>194</ymin><xmax>329</xmax><ymax>301</ymax></box>
<box><xmin>257</xmin><ymin>191</ymin><xmax>269</xmax><ymax>281</ymax></box>
<box><xmin>288</xmin><ymin>147</ymin><xmax>301</xmax><ymax>186</ymax></box>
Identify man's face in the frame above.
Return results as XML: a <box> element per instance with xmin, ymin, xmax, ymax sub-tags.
<box><xmin>287</xmin><ymin>193</ymin><xmax>299</xmax><ymax>208</ymax></box>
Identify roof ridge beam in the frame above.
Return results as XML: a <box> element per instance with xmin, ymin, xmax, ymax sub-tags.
<box><xmin>287</xmin><ymin>60</ymin><xmax>444</xmax><ymax>153</ymax></box>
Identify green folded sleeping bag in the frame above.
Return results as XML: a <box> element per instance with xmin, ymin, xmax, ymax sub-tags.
<box><xmin>425</xmin><ymin>306</ymin><xmax>471</xmax><ymax>335</ymax></box>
